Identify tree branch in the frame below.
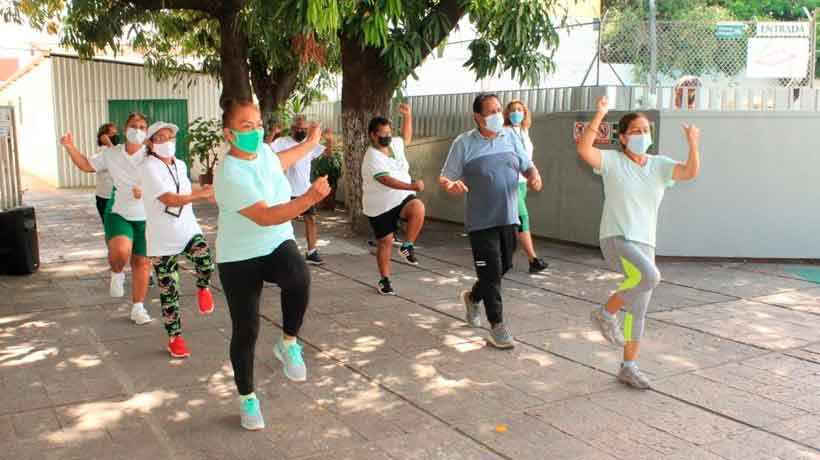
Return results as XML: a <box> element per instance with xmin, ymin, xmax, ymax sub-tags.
<box><xmin>120</xmin><ymin>0</ymin><xmax>225</xmax><ymax>14</ymax></box>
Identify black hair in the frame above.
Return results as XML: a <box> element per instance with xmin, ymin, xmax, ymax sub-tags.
<box><xmin>124</xmin><ymin>112</ymin><xmax>148</xmax><ymax>127</ymax></box>
<box><xmin>368</xmin><ymin>116</ymin><xmax>392</xmax><ymax>135</ymax></box>
<box><xmin>472</xmin><ymin>93</ymin><xmax>499</xmax><ymax>114</ymax></box>
<box><xmin>221</xmin><ymin>98</ymin><xmax>257</xmax><ymax>128</ymax></box>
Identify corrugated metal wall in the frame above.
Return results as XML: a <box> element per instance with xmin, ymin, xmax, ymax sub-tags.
<box><xmin>51</xmin><ymin>55</ymin><xmax>222</xmax><ymax>188</ymax></box>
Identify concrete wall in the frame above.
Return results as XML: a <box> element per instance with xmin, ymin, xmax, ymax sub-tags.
<box><xmin>657</xmin><ymin>111</ymin><xmax>820</xmax><ymax>258</ymax></box>
<box><xmin>0</xmin><ymin>58</ymin><xmax>60</xmax><ymax>186</ymax></box>
<box><xmin>398</xmin><ymin>110</ymin><xmax>818</xmax><ymax>259</ymax></box>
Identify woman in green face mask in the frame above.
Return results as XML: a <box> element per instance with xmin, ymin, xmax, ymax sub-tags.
<box><xmin>213</xmin><ymin>99</ymin><xmax>330</xmax><ymax>431</ymax></box>
<box><xmin>503</xmin><ymin>100</ymin><xmax>549</xmax><ymax>274</ymax></box>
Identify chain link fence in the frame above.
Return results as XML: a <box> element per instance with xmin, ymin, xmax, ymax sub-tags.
<box><xmin>600</xmin><ymin>16</ymin><xmax>816</xmax><ymax>87</ymax></box>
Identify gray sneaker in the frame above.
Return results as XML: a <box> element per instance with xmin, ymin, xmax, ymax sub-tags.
<box><xmin>461</xmin><ymin>290</ymin><xmax>481</xmax><ymax>328</ymax></box>
<box><xmin>590</xmin><ymin>308</ymin><xmax>625</xmax><ymax>346</ymax></box>
<box><xmin>487</xmin><ymin>323</ymin><xmax>515</xmax><ymax>349</ymax></box>
<box><xmin>274</xmin><ymin>339</ymin><xmax>307</xmax><ymax>382</ymax></box>
<box><xmin>618</xmin><ymin>364</ymin><xmax>652</xmax><ymax>390</ymax></box>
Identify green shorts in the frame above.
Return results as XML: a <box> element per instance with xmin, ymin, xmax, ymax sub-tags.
<box><xmin>517</xmin><ymin>182</ymin><xmax>530</xmax><ymax>233</ymax></box>
<box><xmin>104</xmin><ymin>212</ymin><xmax>147</xmax><ymax>257</ymax></box>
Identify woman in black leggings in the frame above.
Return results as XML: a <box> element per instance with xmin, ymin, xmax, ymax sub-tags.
<box><xmin>214</xmin><ymin>99</ymin><xmax>329</xmax><ymax>431</ymax></box>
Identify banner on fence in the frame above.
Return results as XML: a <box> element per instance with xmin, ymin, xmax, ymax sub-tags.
<box><xmin>746</xmin><ymin>37</ymin><xmax>810</xmax><ymax>79</ymax></box>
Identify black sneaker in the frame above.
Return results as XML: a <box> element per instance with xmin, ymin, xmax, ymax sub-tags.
<box><xmin>377</xmin><ymin>278</ymin><xmax>396</xmax><ymax>296</ymax></box>
<box><xmin>399</xmin><ymin>244</ymin><xmax>418</xmax><ymax>265</ymax></box>
<box><xmin>306</xmin><ymin>250</ymin><xmax>324</xmax><ymax>266</ymax></box>
<box><xmin>528</xmin><ymin>258</ymin><xmax>549</xmax><ymax>273</ymax></box>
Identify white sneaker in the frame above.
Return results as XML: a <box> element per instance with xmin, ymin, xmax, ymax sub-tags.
<box><xmin>110</xmin><ymin>272</ymin><xmax>125</xmax><ymax>298</ymax></box>
<box><xmin>130</xmin><ymin>304</ymin><xmax>153</xmax><ymax>325</ymax></box>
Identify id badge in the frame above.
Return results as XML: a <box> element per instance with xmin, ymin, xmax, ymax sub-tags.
<box><xmin>164</xmin><ymin>206</ymin><xmax>182</xmax><ymax>218</ymax></box>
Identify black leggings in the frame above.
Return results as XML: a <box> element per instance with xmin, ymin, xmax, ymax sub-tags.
<box><xmin>217</xmin><ymin>240</ymin><xmax>311</xmax><ymax>395</ymax></box>
<box><xmin>468</xmin><ymin>225</ymin><xmax>517</xmax><ymax>327</ymax></box>
<box><xmin>95</xmin><ymin>196</ymin><xmax>109</xmax><ymax>224</ymax></box>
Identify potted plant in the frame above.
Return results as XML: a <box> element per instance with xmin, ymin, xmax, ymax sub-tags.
<box><xmin>188</xmin><ymin>117</ymin><xmax>223</xmax><ymax>185</ymax></box>
<box><xmin>311</xmin><ymin>132</ymin><xmax>343</xmax><ymax>210</ymax></box>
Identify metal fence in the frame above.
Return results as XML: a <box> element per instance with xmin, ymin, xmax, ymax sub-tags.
<box><xmin>0</xmin><ymin>106</ymin><xmax>22</xmax><ymax>211</ymax></box>
<box><xmin>305</xmin><ymin>84</ymin><xmax>820</xmax><ymax>139</ymax></box>
<box><xmin>600</xmin><ymin>15</ymin><xmax>817</xmax><ymax>88</ymax></box>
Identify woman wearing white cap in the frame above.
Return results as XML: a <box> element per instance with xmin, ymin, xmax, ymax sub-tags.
<box><xmin>141</xmin><ymin>121</ymin><xmax>216</xmax><ymax>359</ymax></box>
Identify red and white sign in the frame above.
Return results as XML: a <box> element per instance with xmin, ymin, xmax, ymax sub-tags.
<box><xmin>574</xmin><ymin>121</ymin><xmax>611</xmax><ymax>145</ymax></box>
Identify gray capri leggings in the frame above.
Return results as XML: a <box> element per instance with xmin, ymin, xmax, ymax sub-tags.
<box><xmin>600</xmin><ymin>236</ymin><xmax>661</xmax><ymax>342</ymax></box>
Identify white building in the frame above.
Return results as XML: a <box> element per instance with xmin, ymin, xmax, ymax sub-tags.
<box><xmin>0</xmin><ymin>53</ymin><xmax>222</xmax><ymax>188</ymax></box>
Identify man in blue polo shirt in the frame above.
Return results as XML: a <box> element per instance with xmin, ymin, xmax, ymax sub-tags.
<box><xmin>439</xmin><ymin>93</ymin><xmax>542</xmax><ymax>349</ymax></box>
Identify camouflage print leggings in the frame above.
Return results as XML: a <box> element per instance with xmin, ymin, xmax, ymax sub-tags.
<box><xmin>152</xmin><ymin>234</ymin><xmax>214</xmax><ymax>337</ymax></box>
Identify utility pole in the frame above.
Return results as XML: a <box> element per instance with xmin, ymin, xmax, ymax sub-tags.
<box><xmin>648</xmin><ymin>0</ymin><xmax>658</xmax><ymax>94</ymax></box>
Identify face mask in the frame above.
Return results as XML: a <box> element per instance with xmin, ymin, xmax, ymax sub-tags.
<box><xmin>484</xmin><ymin>112</ymin><xmax>504</xmax><ymax>133</ymax></box>
<box><xmin>626</xmin><ymin>133</ymin><xmax>653</xmax><ymax>155</ymax></box>
<box><xmin>292</xmin><ymin>130</ymin><xmax>307</xmax><ymax>142</ymax></box>
<box><xmin>377</xmin><ymin>135</ymin><xmax>392</xmax><ymax>147</ymax></box>
<box><xmin>109</xmin><ymin>134</ymin><xmax>120</xmax><ymax>146</ymax></box>
<box><xmin>509</xmin><ymin>111</ymin><xmax>525</xmax><ymax>126</ymax></box>
<box><xmin>230</xmin><ymin>128</ymin><xmax>263</xmax><ymax>154</ymax></box>
<box><xmin>153</xmin><ymin>142</ymin><xmax>176</xmax><ymax>159</ymax></box>
<box><xmin>126</xmin><ymin>127</ymin><xmax>147</xmax><ymax>145</ymax></box>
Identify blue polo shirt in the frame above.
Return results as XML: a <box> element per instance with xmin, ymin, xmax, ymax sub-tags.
<box><xmin>441</xmin><ymin>128</ymin><xmax>533</xmax><ymax>232</ymax></box>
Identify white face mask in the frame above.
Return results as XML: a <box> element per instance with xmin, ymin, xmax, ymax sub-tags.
<box><xmin>126</xmin><ymin>127</ymin><xmax>147</xmax><ymax>145</ymax></box>
<box><xmin>153</xmin><ymin>142</ymin><xmax>176</xmax><ymax>159</ymax></box>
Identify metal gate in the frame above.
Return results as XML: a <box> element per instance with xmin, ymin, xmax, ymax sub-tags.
<box><xmin>0</xmin><ymin>106</ymin><xmax>22</xmax><ymax>211</ymax></box>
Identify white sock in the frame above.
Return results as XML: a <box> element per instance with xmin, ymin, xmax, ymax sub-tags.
<box><xmin>240</xmin><ymin>392</ymin><xmax>256</xmax><ymax>402</ymax></box>
<box><xmin>112</xmin><ymin>271</ymin><xmax>125</xmax><ymax>282</ymax></box>
<box><xmin>622</xmin><ymin>360</ymin><xmax>637</xmax><ymax>369</ymax></box>
<box><xmin>307</xmin><ymin>248</ymin><xmax>318</xmax><ymax>256</ymax></box>
<box><xmin>133</xmin><ymin>302</ymin><xmax>144</xmax><ymax>310</ymax></box>
<box><xmin>282</xmin><ymin>336</ymin><xmax>297</xmax><ymax>346</ymax></box>
<box><xmin>601</xmin><ymin>308</ymin><xmax>615</xmax><ymax>319</ymax></box>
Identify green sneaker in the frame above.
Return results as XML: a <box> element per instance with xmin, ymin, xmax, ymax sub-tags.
<box><xmin>240</xmin><ymin>395</ymin><xmax>265</xmax><ymax>431</ymax></box>
<box><xmin>274</xmin><ymin>339</ymin><xmax>307</xmax><ymax>382</ymax></box>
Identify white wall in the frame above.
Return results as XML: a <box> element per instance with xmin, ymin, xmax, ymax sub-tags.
<box><xmin>0</xmin><ymin>58</ymin><xmax>60</xmax><ymax>186</ymax></box>
<box><xmin>657</xmin><ymin>111</ymin><xmax>820</xmax><ymax>258</ymax></box>
<box><xmin>51</xmin><ymin>55</ymin><xmax>222</xmax><ymax>188</ymax></box>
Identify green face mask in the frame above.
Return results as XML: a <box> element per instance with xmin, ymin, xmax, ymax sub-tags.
<box><xmin>230</xmin><ymin>128</ymin><xmax>263</xmax><ymax>154</ymax></box>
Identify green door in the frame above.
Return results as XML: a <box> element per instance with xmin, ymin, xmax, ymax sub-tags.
<box><xmin>108</xmin><ymin>99</ymin><xmax>190</xmax><ymax>171</ymax></box>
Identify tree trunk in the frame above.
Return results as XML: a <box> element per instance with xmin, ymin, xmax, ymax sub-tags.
<box><xmin>217</xmin><ymin>9</ymin><xmax>252</xmax><ymax>105</ymax></box>
<box><xmin>250</xmin><ymin>52</ymin><xmax>300</xmax><ymax>124</ymax></box>
<box><xmin>340</xmin><ymin>34</ymin><xmax>396</xmax><ymax>234</ymax></box>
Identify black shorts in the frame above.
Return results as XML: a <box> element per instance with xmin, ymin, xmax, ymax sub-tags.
<box><xmin>368</xmin><ymin>195</ymin><xmax>417</xmax><ymax>240</ymax></box>
<box><xmin>291</xmin><ymin>197</ymin><xmax>317</xmax><ymax>216</ymax></box>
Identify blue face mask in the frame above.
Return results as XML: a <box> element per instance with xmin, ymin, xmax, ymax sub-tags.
<box><xmin>509</xmin><ymin>111</ymin><xmax>525</xmax><ymax>126</ymax></box>
<box><xmin>484</xmin><ymin>112</ymin><xmax>504</xmax><ymax>133</ymax></box>
<box><xmin>626</xmin><ymin>133</ymin><xmax>652</xmax><ymax>155</ymax></box>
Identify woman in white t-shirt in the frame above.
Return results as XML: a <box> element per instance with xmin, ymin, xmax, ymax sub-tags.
<box><xmin>141</xmin><ymin>121</ymin><xmax>216</xmax><ymax>359</ymax></box>
<box><xmin>577</xmin><ymin>96</ymin><xmax>701</xmax><ymax>389</ymax></box>
<box><xmin>94</xmin><ymin>122</ymin><xmax>117</xmax><ymax>222</ymax></box>
<box><xmin>503</xmin><ymin>100</ymin><xmax>548</xmax><ymax>274</ymax></box>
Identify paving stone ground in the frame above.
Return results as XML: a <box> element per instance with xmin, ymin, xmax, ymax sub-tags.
<box><xmin>2</xmin><ymin>176</ymin><xmax>820</xmax><ymax>459</ymax></box>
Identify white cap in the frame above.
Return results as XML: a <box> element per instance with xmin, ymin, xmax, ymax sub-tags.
<box><xmin>146</xmin><ymin>121</ymin><xmax>179</xmax><ymax>140</ymax></box>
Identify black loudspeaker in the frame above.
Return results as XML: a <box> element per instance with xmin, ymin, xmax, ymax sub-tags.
<box><xmin>0</xmin><ymin>206</ymin><xmax>40</xmax><ymax>275</ymax></box>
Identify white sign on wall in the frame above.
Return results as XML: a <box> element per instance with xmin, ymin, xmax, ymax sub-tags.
<box><xmin>755</xmin><ymin>22</ymin><xmax>810</xmax><ymax>37</ymax></box>
<box><xmin>746</xmin><ymin>37</ymin><xmax>809</xmax><ymax>78</ymax></box>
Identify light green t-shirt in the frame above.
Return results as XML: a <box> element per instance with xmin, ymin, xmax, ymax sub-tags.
<box><xmin>215</xmin><ymin>144</ymin><xmax>295</xmax><ymax>263</ymax></box>
<box><xmin>594</xmin><ymin>150</ymin><xmax>680</xmax><ymax>247</ymax></box>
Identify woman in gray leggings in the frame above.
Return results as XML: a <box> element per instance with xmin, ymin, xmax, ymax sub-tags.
<box><xmin>577</xmin><ymin>95</ymin><xmax>701</xmax><ymax>389</ymax></box>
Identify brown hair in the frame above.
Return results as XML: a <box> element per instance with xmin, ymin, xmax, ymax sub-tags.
<box><xmin>503</xmin><ymin>99</ymin><xmax>532</xmax><ymax>129</ymax></box>
<box><xmin>221</xmin><ymin>98</ymin><xmax>258</xmax><ymax>128</ymax></box>
<box><xmin>617</xmin><ymin>112</ymin><xmax>649</xmax><ymax>149</ymax></box>
<box><xmin>96</xmin><ymin>122</ymin><xmax>116</xmax><ymax>146</ymax></box>
<box><xmin>124</xmin><ymin>112</ymin><xmax>148</xmax><ymax>127</ymax></box>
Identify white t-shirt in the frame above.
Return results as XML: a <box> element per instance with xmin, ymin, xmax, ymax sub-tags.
<box><xmin>510</xmin><ymin>127</ymin><xmax>534</xmax><ymax>183</ymax></box>
<box><xmin>95</xmin><ymin>170</ymin><xmax>114</xmax><ymax>199</ymax></box>
<box><xmin>594</xmin><ymin>150</ymin><xmax>680</xmax><ymax>247</ymax></box>
<box><xmin>140</xmin><ymin>155</ymin><xmax>203</xmax><ymax>257</ymax></box>
<box><xmin>89</xmin><ymin>145</ymin><xmax>147</xmax><ymax>220</ymax></box>
<box><xmin>361</xmin><ymin>137</ymin><xmax>414</xmax><ymax>217</ymax></box>
<box><xmin>270</xmin><ymin>136</ymin><xmax>326</xmax><ymax>196</ymax></box>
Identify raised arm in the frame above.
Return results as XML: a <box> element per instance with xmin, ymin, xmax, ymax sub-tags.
<box><xmin>158</xmin><ymin>185</ymin><xmax>215</xmax><ymax>208</ymax></box>
<box><xmin>377</xmin><ymin>175</ymin><xmax>423</xmax><ymax>192</ymax></box>
<box><xmin>59</xmin><ymin>133</ymin><xmax>96</xmax><ymax>173</ymax></box>
<box><xmin>576</xmin><ymin>96</ymin><xmax>608</xmax><ymax>170</ymax></box>
<box><xmin>672</xmin><ymin>124</ymin><xmax>701</xmax><ymax>181</ymax></box>
<box><xmin>399</xmin><ymin>103</ymin><xmax>413</xmax><ymax>145</ymax></box>
<box><xmin>239</xmin><ymin>176</ymin><xmax>330</xmax><ymax>226</ymax></box>
<box><xmin>277</xmin><ymin>122</ymin><xmax>323</xmax><ymax>170</ymax></box>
